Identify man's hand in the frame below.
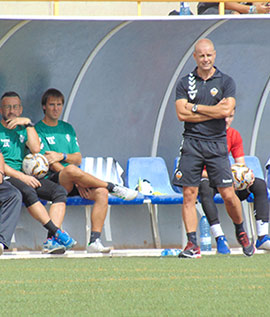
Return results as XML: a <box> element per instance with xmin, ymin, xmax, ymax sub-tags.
<box><xmin>246</xmin><ymin>170</ymin><xmax>255</xmax><ymax>189</ymax></box>
<box><xmin>255</xmin><ymin>3</ymin><xmax>270</xmax><ymax>13</ymax></box>
<box><xmin>0</xmin><ymin>173</ymin><xmax>4</xmax><ymax>185</ymax></box>
<box><xmin>76</xmin><ymin>185</ymin><xmax>93</xmax><ymax>200</ymax></box>
<box><xmin>45</xmin><ymin>151</ymin><xmax>63</xmax><ymax>165</ymax></box>
<box><xmin>6</xmin><ymin>117</ymin><xmax>31</xmax><ymax>129</ymax></box>
<box><xmin>20</xmin><ymin>174</ymin><xmax>41</xmax><ymax>188</ymax></box>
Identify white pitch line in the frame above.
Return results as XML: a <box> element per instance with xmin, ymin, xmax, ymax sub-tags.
<box><xmin>0</xmin><ymin>248</ymin><xmax>267</xmax><ymax>260</ymax></box>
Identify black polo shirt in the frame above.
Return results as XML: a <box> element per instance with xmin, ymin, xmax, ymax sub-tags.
<box><xmin>176</xmin><ymin>66</ymin><xmax>236</xmax><ymax>141</ymax></box>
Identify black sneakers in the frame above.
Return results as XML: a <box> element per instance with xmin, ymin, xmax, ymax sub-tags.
<box><xmin>237</xmin><ymin>232</ymin><xmax>255</xmax><ymax>256</ymax></box>
<box><xmin>178</xmin><ymin>241</ymin><xmax>201</xmax><ymax>259</ymax></box>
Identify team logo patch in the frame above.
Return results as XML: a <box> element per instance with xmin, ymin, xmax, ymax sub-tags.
<box><xmin>175</xmin><ymin>170</ymin><xmax>182</xmax><ymax>180</ymax></box>
<box><xmin>210</xmin><ymin>88</ymin><xmax>218</xmax><ymax>96</ymax></box>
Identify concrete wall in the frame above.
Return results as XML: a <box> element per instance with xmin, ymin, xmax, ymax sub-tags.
<box><xmin>1</xmin><ymin>16</ymin><xmax>269</xmax><ymax>250</ymax></box>
<box><xmin>0</xmin><ymin>2</ymin><xmax>198</xmax><ymax>16</ymax></box>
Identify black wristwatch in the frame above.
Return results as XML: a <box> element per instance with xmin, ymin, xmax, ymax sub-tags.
<box><xmin>191</xmin><ymin>104</ymin><xmax>198</xmax><ymax>113</ymax></box>
<box><xmin>25</xmin><ymin>122</ymin><xmax>35</xmax><ymax>128</ymax></box>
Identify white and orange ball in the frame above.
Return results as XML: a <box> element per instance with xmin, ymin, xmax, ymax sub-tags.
<box><xmin>22</xmin><ymin>153</ymin><xmax>49</xmax><ymax>179</ymax></box>
<box><xmin>231</xmin><ymin>163</ymin><xmax>254</xmax><ymax>191</ymax></box>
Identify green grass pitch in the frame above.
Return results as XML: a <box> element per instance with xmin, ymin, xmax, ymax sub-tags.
<box><xmin>1</xmin><ymin>254</ymin><xmax>270</xmax><ymax>316</ymax></box>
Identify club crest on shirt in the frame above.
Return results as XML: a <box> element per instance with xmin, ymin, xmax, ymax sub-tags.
<box><xmin>175</xmin><ymin>170</ymin><xmax>182</xmax><ymax>180</ymax></box>
<box><xmin>210</xmin><ymin>87</ymin><xmax>218</xmax><ymax>96</ymax></box>
<box><xmin>19</xmin><ymin>134</ymin><xmax>25</xmax><ymax>143</ymax></box>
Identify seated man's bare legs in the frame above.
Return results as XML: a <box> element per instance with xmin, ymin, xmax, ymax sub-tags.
<box><xmin>27</xmin><ymin>202</ymin><xmax>66</xmax><ymax>254</ymax></box>
<box><xmin>77</xmin><ymin>186</ymin><xmax>109</xmax><ymax>232</ymax></box>
<box><xmin>48</xmin><ymin>202</ymin><xmax>66</xmax><ymax>228</ymax></box>
<box><xmin>27</xmin><ymin>201</ymin><xmax>76</xmax><ymax>253</ymax></box>
<box><xmin>78</xmin><ymin>187</ymin><xmax>112</xmax><ymax>253</ymax></box>
<box><xmin>90</xmin><ymin>188</ymin><xmax>109</xmax><ymax>233</ymax></box>
<box><xmin>27</xmin><ymin>201</ymin><xmax>52</xmax><ymax>225</ymax></box>
<box><xmin>59</xmin><ymin>164</ymin><xmax>138</xmax><ymax>201</ymax></box>
<box><xmin>33</xmin><ymin>178</ymin><xmax>77</xmax><ymax>252</ymax></box>
<box><xmin>59</xmin><ymin>165</ymin><xmax>107</xmax><ymax>192</ymax></box>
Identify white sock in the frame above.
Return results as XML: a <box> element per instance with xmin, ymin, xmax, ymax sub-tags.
<box><xmin>211</xmin><ymin>224</ymin><xmax>224</xmax><ymax>239</ymax></box>
<box><xmin>256</xmin><ymin>220</ymin><xmax>269</xmax><ymax>237</ymax></box>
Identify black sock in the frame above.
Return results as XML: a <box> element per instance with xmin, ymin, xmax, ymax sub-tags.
<box><xmin>43</xmin><ymin>220</ymin><xmax>59</xmax><ymax>237</ymax></box>
<box><xmin>107</xmin><ymin>182</ymin><xmax>115</xmax><ymax>193</ymax></box>
<box><xmin>187</xmin><ymin>232</ymin><xmax>197</xmax><ymax>246</ymax></box>
<box><xmin>90</xmin><ymin>231</ymin><xmax>101</xmax><ymax>244</ymax></box>
<box><xmin>234</xmin><ymin>222</ymin><xmax>245</xmax><ymax>236</ymax></box>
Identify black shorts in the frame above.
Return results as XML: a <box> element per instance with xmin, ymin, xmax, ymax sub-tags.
<box><xmin>173</xmin><ymin>137</ymin><xmax>233</xmax><ymax>188</ymax></box>
<box><xmin>48</xmin><ymin>172</ymin><xmax>79</xmax><ymax>197</ymax></box>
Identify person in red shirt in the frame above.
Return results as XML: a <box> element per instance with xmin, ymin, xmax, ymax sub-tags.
<box><xmin>199</xmin><ymin>109</ymin><xmax>270</xmax><ymax>253</ymax></box>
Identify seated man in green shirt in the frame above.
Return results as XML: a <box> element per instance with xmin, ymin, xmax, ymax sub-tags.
<box><xmin>35</xmin><ymin>88</ymin><xmax>138</xmax><ymax>253</ymax></box>
<box><xmin>0</xmin><ymin>91</ymin><xmax>76</xmax><ymax>254</ymax></box>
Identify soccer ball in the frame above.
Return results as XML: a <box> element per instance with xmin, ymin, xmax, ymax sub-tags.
<box><xmin>135</xmin><ymin>178</ymin><xmax>153</xmax><ymax>195</ymax></box>
<box><xmin>22</xmin><ymin>153</ymin><xmax>49</xmax><ymax>179</ymax></box>
<box><xmin>231</xmin><ymin>163</ymin><xmax>254</xmax><ymax>191</ymax></box>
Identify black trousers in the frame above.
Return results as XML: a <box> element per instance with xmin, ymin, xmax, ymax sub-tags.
<box><xmin>0</xmin><ymin>181</ymin><xmax>22</xmax><ymax>248</ymax></box>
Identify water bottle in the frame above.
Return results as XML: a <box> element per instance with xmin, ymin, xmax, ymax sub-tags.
<box><xmin>179</xmin><ymin>2</ymin><xmax>191</xmax><ymax>15</ymax></box>
<box><xmin>199</xmin><ymin>216</ymin><xmax>211</xmax><ymax>251</ymax></box>
<box><xmin>161</xmin><ymin>249</ymin><xmax>181</xmax><ymax>256</ymax></box>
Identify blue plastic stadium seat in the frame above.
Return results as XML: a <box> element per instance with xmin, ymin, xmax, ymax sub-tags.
<box><xmin>66</xmin><ymin>194</ymin><xmax>145</xmax><ymax>206</ymax></box>
<box><xmin>126</xmin><ymin>156</ymin><xmax>183</xmax><ymax>248</ymax></box>
<box><xmin>126</xmin><ymin>157</ymin><xmax>183</xmax><ymax>204</ymax></box>
<box><xmin>66</xmin><ymin>197</ymin><xmax>94</xmax><ymax>206</ymax></box>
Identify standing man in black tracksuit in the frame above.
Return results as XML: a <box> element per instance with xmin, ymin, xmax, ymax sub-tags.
<box><xmin>173</xmin><ymin>38</ymin><xmax>254</xmax><ymax>258</ymax></box>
